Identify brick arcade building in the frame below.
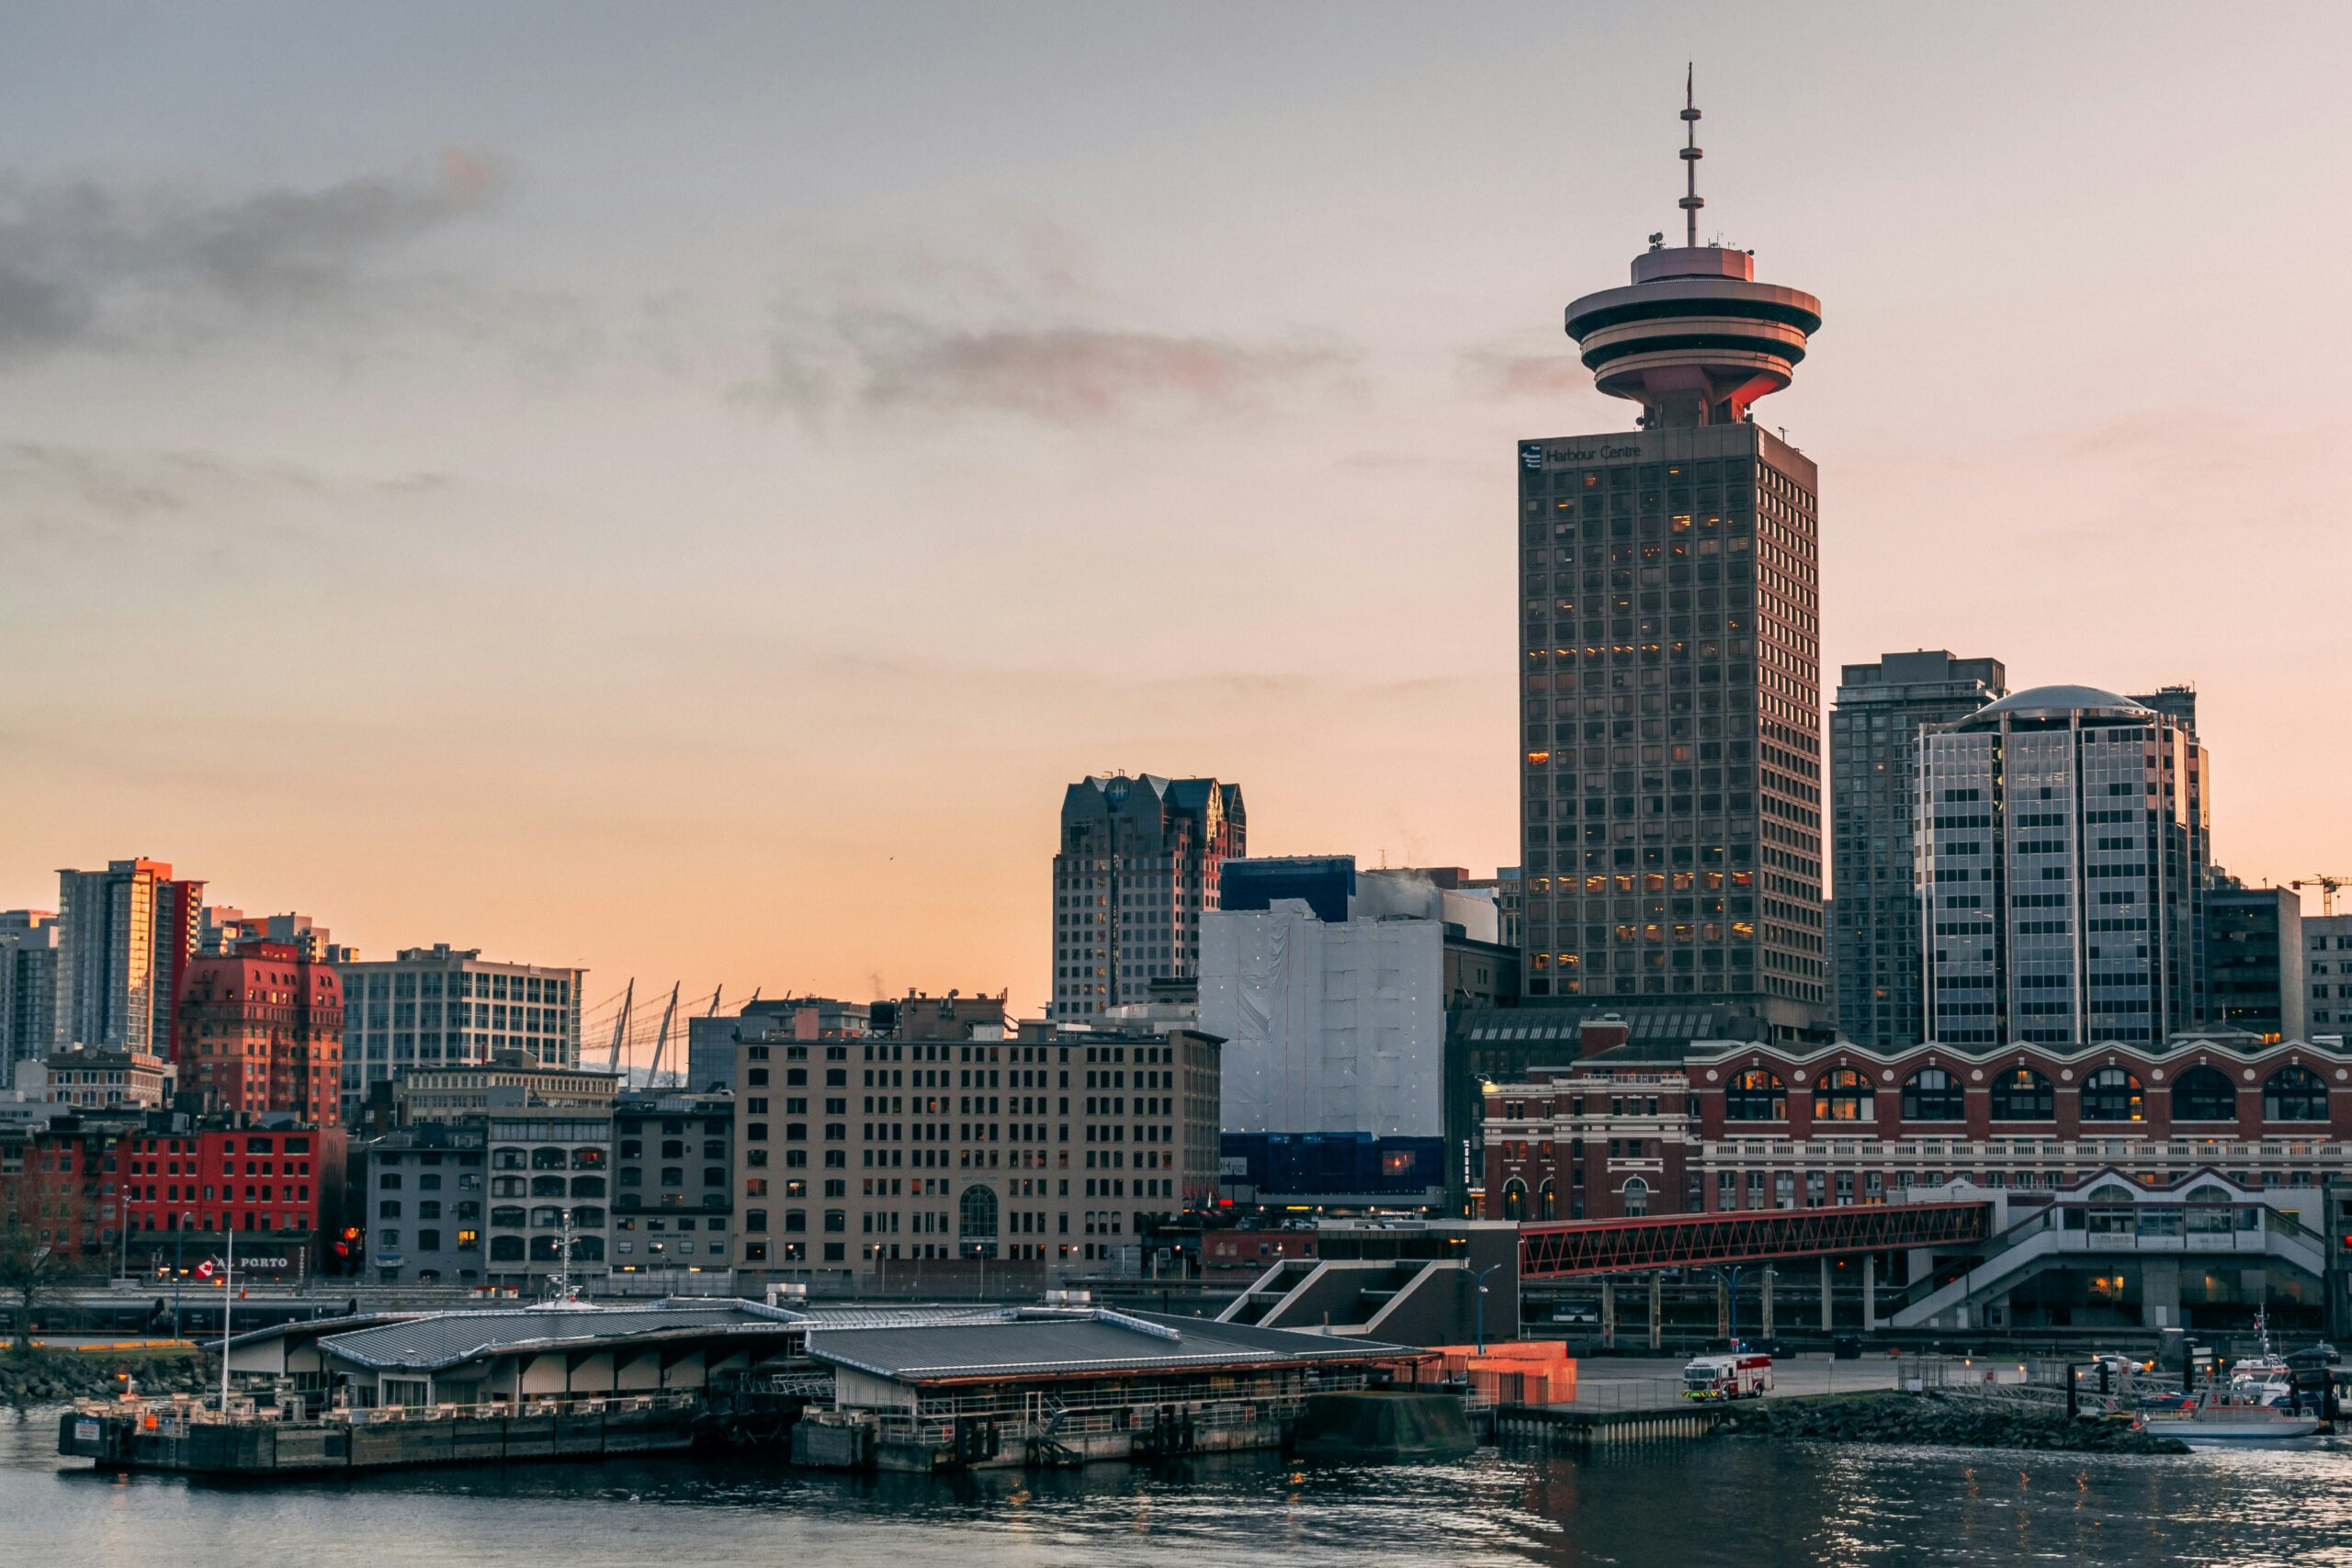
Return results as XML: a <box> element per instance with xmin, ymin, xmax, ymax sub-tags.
<box><xmin>1485</xmin><ymin>1028</ymin><xmax>2352</xmax><ymax>1224</ymax></box>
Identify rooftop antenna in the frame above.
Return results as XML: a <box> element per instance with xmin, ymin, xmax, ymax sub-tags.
<box><xmin>1679</xmin><ymin>63</ymin><xmax>1703</xmax><ymax>249</ymax></box>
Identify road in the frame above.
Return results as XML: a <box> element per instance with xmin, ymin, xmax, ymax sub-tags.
<box><xmin>1561</xmin><ymin>1353</ymin><xmax>1912</xmax><ymax>1411</ymax></box>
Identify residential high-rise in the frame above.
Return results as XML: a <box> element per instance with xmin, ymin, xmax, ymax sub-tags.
<box><xmin>0</xmin><ymin>911</ymin><xmax>60</xmax><ymax>1089</ymax></box>
<box><xmin>1918</xmin><ymin>685</ymin><xmax>2209</xmax><ymax>1046</ymax></box>
<box><xmin>52</xmin><ymin>859</ymin><xmax>202</xmax><ymax>1059</ymax></box>
<box><xmin>1051</xmin><ymin>774</ymin><xmax>1244</xmax><ymax>1020</ymax></box>
<box><xmin>1519</xmin><ymin>81</ymin><xmax>1828</xmax><ymax>1039</ymax></box>
<box><xmin>1829</xmin><ymin>651</ymin><xmax>2007</xmax><ymax>1045</ymax></box>
<box><xmin>199</xmin><ymin>907</ymin><xmax>334</xmax><ymax>961</ymax></box>
<box><xmin>332</xmin><ymin>943</ymin><xmax>584</xmax><ymax>1113</ymax></box>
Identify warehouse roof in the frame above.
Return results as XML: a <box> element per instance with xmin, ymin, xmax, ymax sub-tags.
<box><xmin>805</xmin><ymin>1307</ymin><xmax>1415</xmax><ymax>1385</ymax></box>
<box><xmin>314</xmin><ymin>1299</ymin><xmax>803</xmax><ymax>1371</ymax></box>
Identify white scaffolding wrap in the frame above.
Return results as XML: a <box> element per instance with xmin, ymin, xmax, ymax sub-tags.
<box><xmin>1202</xmin><ymin>899</ymin><xmax>1445</xmax><ymax>1138</ymax></box>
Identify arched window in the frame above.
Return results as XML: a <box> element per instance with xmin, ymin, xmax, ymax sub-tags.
<box><xmin>1989</xmin><ymin>1067</ymin><xmax>2054</xmax><ymax>1121</ymax></box>
<box><xmin>489</xmin><ymin>1235</ymin><xmax>525</xmax><ymax>1261</ymax></box>
<box><xmin>2263</xmin><ymin>1065</ymin><xmax>2328</xmax><ymax>1122</ymax></box>
<box><xmin>1538</xmin><ymin>1179</ymin><xmax>1557</xmax><ymax>1221</ymax></box>
<box><xmin>571</xmin><ymin>1175</ymin><xmax>606</xmax><ymax>1198</ymax></box>
<box><xmin>957</xmin><ymin>1184</ymin><xmax>998</xmax><ymax>1239</ymax></box>
<box><xmin>490</xmin><ymin>1205</ymin><xmax>525</xmax><ymax>1227</ymax></box>
<box><xmin>571</xmin><ymin>1205</ymin><xmax>605</xmax><ymax>1228</ymax></box>
<box><xmin>1724</xmin><ymin>1069</ymin><xmax>1786</xmax><ymax>1122</ymax></box>
<box><xmin>529</xmin><ymin>1235</ymin><xmax>565</xmax><ymax>1261</ymax></box>
<box><xmin>530</xmin><ymin>1147</ymin><xmax>568</xmax><ymax>1169</ymax></box>
<box><xmin>531</xmin><ymin>1174</ymin><xmax>566</xmax><ymax>1197</ymax></box>
<box><xmin>1622</xmin><ymin>1177</ymin><xmax>1649</xmax><ymax>1217</ymax></box>
<box><xmin>1500</xmin><ymin>1178</ymin><xmax>1527</xmax><ymax>1221</ymax></box>
<box><xmin>1812</xmin><ymin>1068</ymin><xmax>1874</xmax><ymax>1122</ymax></box>
<box><xmin>2170</xmin><ymin>1065</ymin><xmax>2236</xmax><ymax>1123</ymax></box>
<box><xmin>2082</xmin><ymin>1067</ymin><xmax>2143</xmax><ymax>1122</ymax></box>
<box><xmin>571</xmin><ymin>1235</ymin><xmax>605</xmax><ymax>1261</ymax></box>
<box><xmin>1901</xmin><ymin>1068</ymin><xmax>1964</xmax><ymax>1122</ymax></box>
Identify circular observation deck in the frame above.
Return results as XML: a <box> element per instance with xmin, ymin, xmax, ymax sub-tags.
<box><xmin>1564</xmin><ymin>245</ymin><xmax>1822</xmax><ymax>426</ymax></box>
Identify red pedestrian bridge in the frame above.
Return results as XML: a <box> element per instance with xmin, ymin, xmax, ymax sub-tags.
<box><xmin>1518</xmin><ymin>1201</ymin><xmax>1991</xmax><ymax>1279</ymax></box>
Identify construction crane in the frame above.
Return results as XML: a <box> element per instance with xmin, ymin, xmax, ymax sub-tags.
<box><xmin>2290</xmin><ymin>874</ymin><xmax>2349</xmax><ymax>917</ymax></box>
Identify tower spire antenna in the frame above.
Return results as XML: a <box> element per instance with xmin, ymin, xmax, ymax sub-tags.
<box><xmin>1679</xmin><ymin>62</ymin><xmax>1703</xmax><ymax>248</ymax></box>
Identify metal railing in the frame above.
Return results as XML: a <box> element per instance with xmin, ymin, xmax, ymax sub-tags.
<box><xmin>75</xmin><ymin>1388</ymin><xmax>702</xmax><ymax>1428</ymax></box>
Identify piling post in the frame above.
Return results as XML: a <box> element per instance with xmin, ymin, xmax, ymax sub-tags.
<box><xmin>1649</xmin><ymin>1274</ymin><xmax>1663</xmax><ymax>1352</ymax></box>
<box><xmin>1601</xmin><ymin>1279</ymin><xmax>1616</xmax><ymax>1350</ymax></box>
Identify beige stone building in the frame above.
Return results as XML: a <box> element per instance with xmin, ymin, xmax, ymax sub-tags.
<box><xmin>396</xmin><ymin>1050</ymin><xmax>618</xmax><ymax>1124</ymax></box>
<box><xmin>732</xmin><ymin>1017</ymin><xmax>1222</xmax><ymax>1283</ymax></box>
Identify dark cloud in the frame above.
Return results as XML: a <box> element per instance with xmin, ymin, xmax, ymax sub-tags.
<box><xmin>0</xmin><ymin>150</ymin><xmax>503</xmax><ymax>362</ymax></box>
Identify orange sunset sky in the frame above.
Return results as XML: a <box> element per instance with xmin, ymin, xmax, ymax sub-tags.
<box><xmin>6</xmin><ymin>6</ymin><xmax>2350</xmax><ymax>1039</ymax></box>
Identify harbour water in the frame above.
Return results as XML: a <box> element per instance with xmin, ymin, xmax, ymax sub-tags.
<box><xmin>12</xmin><ymin>1400</ymin><xmax>2352</xmax><ymax>1566</ymax></box>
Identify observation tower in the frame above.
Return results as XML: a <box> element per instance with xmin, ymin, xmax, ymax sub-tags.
<box><xmin>1562</xmin><ymin>73</ymin><xmax>1822</xmax><ymax>429</ymax></box>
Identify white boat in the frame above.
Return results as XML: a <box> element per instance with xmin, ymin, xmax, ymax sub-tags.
<box><xmin>2139</xmin><ymin>1382</ymin><xmax>2321</xmax><ymax>1443</ymax></box>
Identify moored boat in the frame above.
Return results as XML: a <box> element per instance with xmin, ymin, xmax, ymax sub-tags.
<box><xmin>2138</xmin><ymin>1381</ymin><xmax>2321</xmax><ymax>1443</ymax></box>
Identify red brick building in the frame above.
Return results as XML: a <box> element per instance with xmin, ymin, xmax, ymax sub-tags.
<box><xmin>1485</xmin><ymin>1029</ymin><xmax>2352</xmax><ymax>1223</ymax></box>
<box><xmin>175</xmin><ymin>942</ymin><xmax>345</xmax><ymax>1125</ymax></box>
<box><xmin>0</xmin><ymin>1122</ymin><xmax>130</xmax><ymax>1263</ymax></box>
<box><xmin>120</xmin><ymin>1122</ymin><xmax>345</xmax><ymax>1246</ymax></box>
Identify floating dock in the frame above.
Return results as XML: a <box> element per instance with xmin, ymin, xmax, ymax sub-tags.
<box><xmin>61</xmin><ymin>1391</ymin><xmax>705</xmax><ymax>1473</ymax></box>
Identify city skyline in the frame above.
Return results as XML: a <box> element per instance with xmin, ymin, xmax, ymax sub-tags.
<box><xmin>6</xmin><ymin>7</ymin><xmax>2352</xmax><ymax>1013</ymax></box>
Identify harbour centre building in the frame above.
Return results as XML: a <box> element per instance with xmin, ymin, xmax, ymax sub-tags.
<box><xmin>1516</xmin><ymin>86</ymin><xmax>1827</xmax><ymax>1041</ymax></box>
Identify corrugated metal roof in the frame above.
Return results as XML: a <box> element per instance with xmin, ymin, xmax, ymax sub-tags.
<box><xmin>805</xmin><ymin>1309</ymin><xmax>1409</xmax><ymax>1384</ymax></box>
<box><xmin>317</xmin><ymin>1301</ymin><xmax>800</xmax><ymax>1371</ymax></box>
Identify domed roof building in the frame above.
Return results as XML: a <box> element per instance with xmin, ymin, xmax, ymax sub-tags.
<box><xmin>1917</xmin><ymin>682</ymin><xmax>2209</xmax><ymax>1048</ymax></box>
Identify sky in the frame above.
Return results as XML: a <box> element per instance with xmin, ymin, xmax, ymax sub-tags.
<box><xmin>5</xmin><ymin>4</ymin><xmax>2349</xmax><ymax>1035</ymax></box>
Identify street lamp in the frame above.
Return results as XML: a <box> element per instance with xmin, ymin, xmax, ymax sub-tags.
<box><xmin>1472</xmin><ymin>1263</ymin><xmax>1501</xmax><ymax>1354</ymax></box>
<box><xmin>172</xmin><ymin>1212</ymin><xmax>195</xmax><ymax>1340</ymax></box>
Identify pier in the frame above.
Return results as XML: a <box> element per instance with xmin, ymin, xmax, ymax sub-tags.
<box><xmin>61</xmin><ymin>1391</ymin><xmax>706</xmax><ymax>1473</ymax></box>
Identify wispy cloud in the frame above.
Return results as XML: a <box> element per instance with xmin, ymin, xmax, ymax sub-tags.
<box><xmin>0</xmin><ymin>150</ymin><xmax>504</xmax><ymax>363</ymax></box>
<box><xmin>0</xmin><ymin>440</ymin><xmax>453</xmax><ymax>547</ymax></box>
<box><xmin>1455</xmin><ymin>342</ymin><xmax>1591</xmax><ymax>399</ymax></box>
<box><xmin>741</xmin><ymin>219</ymin><xmax>1359</xmax><ymax>426</ymax></box>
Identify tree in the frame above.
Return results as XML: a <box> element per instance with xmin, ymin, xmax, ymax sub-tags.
<box><xmin>0</xmin><ymin>1152</ymin><xmax>93</xmax><ymax>1354</ymax></box>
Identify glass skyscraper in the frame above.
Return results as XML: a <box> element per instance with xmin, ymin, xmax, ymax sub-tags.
<box><xmin>1917</xmin><ymin>685</ymin><xmax>2209</xmax><ymax>1046</ymax></box>
<box><xmin>1829</xmin><ymin>651</ymin><xmax>2007</xmax><ymax>1045</ymax></box>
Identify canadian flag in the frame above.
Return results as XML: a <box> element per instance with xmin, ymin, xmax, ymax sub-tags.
<box><xmin>195</xmin><ymin>1258</ymin><xmax>218</xmax><ymax>1281</ymax></box>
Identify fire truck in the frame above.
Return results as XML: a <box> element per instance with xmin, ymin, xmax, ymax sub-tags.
<box><xmin>1681</xmin><ymin>1350</ymin><xmax>1774</xmax><ymax>1400</ymax></box>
